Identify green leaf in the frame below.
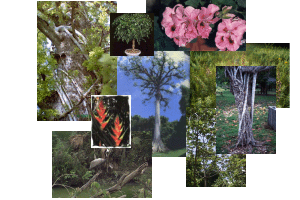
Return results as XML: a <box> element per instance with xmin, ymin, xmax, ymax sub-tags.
<box><xmin>185</xmin><ymin>0</ymin><xmax>202</xmax><ymax>8</ymax></box>
<box><xmin>211</xmin><ymin>0</ymin><xmax>237</xmax><ymax>9</ymax></box>
<box><xmin>189</xmin><ymin>37</ymin><xmax>198</xmax><ymax>43</ymax></box>
<box><xmin>236</xmin><ymin>0</ymin><xmax>246</xmax><ymax>8</ymax></box>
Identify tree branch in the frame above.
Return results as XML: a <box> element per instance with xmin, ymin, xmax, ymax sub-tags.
<box><xmin>71</xmin><ymin>2</ymin><xmax>77</xmax><ymax>40</ymax></box>
<box><xmin>72</xmin><ymin>170</ymin><xmax>102</xmax><ymax>198</ymax></box>
<box><xmin>56</xmin><ymin>77</ymin><xmax>101</xmax><ymax>120</ymax></box>
<box><xmin>95</xmin><ymin>162</ymin><xmax>149</xmax><ymax>197</ymax></box>
<box><xmin>37</xmin><ymin>16</ymin><xmax>61</xmax><ymax>47</ymax></box>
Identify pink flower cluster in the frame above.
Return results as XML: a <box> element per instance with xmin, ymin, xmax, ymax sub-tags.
<box><xmin>161</xmin><ymin>4</ymin><xmax>246</xmax><ymax>51</ymax></box>
<box><xmin>215</xmin><ymin>17</ymin><xmax>246</xmax><ymax>51</ymax></box>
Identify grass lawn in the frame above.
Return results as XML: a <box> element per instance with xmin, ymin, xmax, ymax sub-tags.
<box><xmin>216</xmin><ymin>90</ymin><xmax>276</xmax><ymax>154</ymax></box>
<box><xmin>152</xmin><ymin>148</ymin><xmax>186</xmax><ymax>157</ymax></box>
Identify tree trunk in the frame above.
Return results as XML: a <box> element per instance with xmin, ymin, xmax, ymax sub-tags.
<box><xmin>38</xmin><ymin>16</ymin><xmax>99</xmax><ymax>121</ymax></box>
<box><xmin>204</xmin><ymin>170</ymin><xmax>207</xmax><ymax>187</ymax></box>
<box><xmin>152</xmin><ymin>93</ymin><xmax>167</xmax><ymax>152</ymax></box>
<box><xmin>225</xmin><ymin>67</ymin><xmax>259</xmax><ymax>147</ymax></box>
<box><xmin>132</xmin><ymin>39</ymin><xmax>135</xmax><ymax>50</ymax></box>
<box><xmin>193</xmin><ymin>130</ymin><xmax>198</xmax><ymax>187</ymax></box>
<box><xmin>250</xmin><ymin>73</ymin><xmax>257</xmax><ymax>127</ymax></box>
<box><xmin>52</xmin><ymin>30</ymin><xmax>90</xmax><ymax>120</ymax></box>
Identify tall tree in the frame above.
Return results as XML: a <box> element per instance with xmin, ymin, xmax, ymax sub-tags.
<box><xmin>224</xmin><ymin>66</ymin><xmax>274</xmax><ymax>148</ymax></box>
<box><xmin>119</xmin><ymin>52</ymin><xmax>186</xmax><ymax>152</ymax></box>
<box><xmin>186</xmin><ymin>107</ymin><xmax>217</xmax><ymax>187</ymax></box>
<box><xmin>37</xmin><ymin>1</ymin><xmax>117</xmax><ymax>121</ymax></box>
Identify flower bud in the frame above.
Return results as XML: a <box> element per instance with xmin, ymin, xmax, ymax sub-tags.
<box><xmin>223</xmin><ymin>13</ymin><xmax>235</xmax><ymax>19</ymax></box>
<box><xmin>215</xmin><ymin>11</ymin><xmax>221</xmax><ymax>18</ymax></box>
<box><xmin>222</xmin><ymin>6</ymin><xmax>232</xmax><ymax>13</ymax></box>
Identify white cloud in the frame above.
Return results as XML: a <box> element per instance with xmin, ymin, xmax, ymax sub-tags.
<box><xmin>175</xmin><ymin>79</ymin><xmax>190</xmax><ymax>89</ymax></box>
<box><xmin>168</xmin><ymin>86</ymin><xmax>174</xmax><ymax>92</ymax></box>
<box><xmin>165</xmin><ymin>51</ymin><xmax>189</xmax><ymax>63</ymax></box>
<box><xmin>153</xmin><ymin>51</ymin><xmax>189</xmax><ymax>67</ymax></box>
<box><xmin>175</xmin><ymin>79</ymin><xmax>190</xmax><ymax>95</ymax></box>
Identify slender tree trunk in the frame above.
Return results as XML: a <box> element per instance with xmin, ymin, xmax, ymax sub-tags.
<box><xmin>250</xmin><ymin>73</ymin><xmax>257</xmax><ymax>127</ymax></box>
<box><xmin>152</xmin><ymin>93</ymin><xmax>167</xmax><ymax>152</ymax></box>
<box><xmin>204</xmin><ymin>173</ymin><xmax>207</xmax><ymax>187</ymax></box>
<box><xmin>132</xmin><ymin>39</ymin><xmax>135</xmax><ymax>50</ymax></box>
<box><xmin>193</xmin><ymin>130</ymin><xmax>198</xmax><ymax>187</ymax></box>
<box><xmin>234</xmin><ymin>73</ymin><xmax>256</xmax><ymax>147</ymax></box>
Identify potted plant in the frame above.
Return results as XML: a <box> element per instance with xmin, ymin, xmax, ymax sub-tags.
<box><xmin>112</xmin><ymin>13</ymin><xmax>153</xmax><ymax>56</ymax></box>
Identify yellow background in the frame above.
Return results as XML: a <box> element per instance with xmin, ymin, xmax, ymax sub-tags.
<box><xmin>0</xmin><ymin>0</ymin><xmax>300</xmax><ymax>200</ymax></box>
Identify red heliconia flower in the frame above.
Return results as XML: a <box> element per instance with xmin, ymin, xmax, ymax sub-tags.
<box><xmin>111</xmin><ymin>116</ymin><xmax>123</xmax><ymax>146</ymax></box>
<box><xmin>95</xmin><ymin>100</ymin><xmax>109</xmax><ymax>130</ymax></box>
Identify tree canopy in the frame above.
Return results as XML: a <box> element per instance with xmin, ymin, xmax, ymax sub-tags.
<box><xmin>118</xmin><ymin>52</ymin><xmax>186</xmax><ymax>107</ymax></box>
<box><xmin>112</xmin><ymin>13</ymin><xmax>153</xmax><ymax>45</ymax></box>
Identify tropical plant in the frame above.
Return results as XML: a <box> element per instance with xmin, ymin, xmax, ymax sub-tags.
<box><xmin>91</xmin><ymin>96</ymin><xmax>130</xmax><ymax>147</ymax></box>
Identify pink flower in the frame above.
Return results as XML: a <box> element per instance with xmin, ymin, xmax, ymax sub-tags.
<box><xmin>161</xmin><ymin>7</ymin><xmax>174</xmax><ymax>28</ymax></box>
<box><xmin>160</xmin><ymin>3</ymin><xmax>245</xmax><ymax>49</ymax></box>
<box><xmin>196</xmin><ymin>20</ymin><xmax>212</xmax><ymax>39</ymax></box>
<box><xmin>196</xmin><ymin>4</ymin><xmax>220</xmax><ymax>38</ymax></box>
<box><xmin>215</xmin><ymin>17</ymin><xmax>246</xmax><ymax>51</ymax></box>
<box><xmin>171</xmin><ymin>4</ymin><xmax>187</xmax><ymax>25</ymax></box>
<box><xmin>163</xmin><ymin>22</ymin><xmax>181</xmax><ymax>38</ymax></box>
<box><xmin>202</xmin><ymin>4</ymin><xmax>220</xmax><ymax>24</ymax></box>
<box><xmin>174</xmin><ymin>37</ymin><xmax>189</xmax><ymax>47</ymax></box>
<box><xmin>182</xmin><ymin>7</ymin><xmax>200</xmax><ymax>40</ymax></box>
<box><xmin>184</xmin><ymin>6</ymin><xmax>201</xmax><ymax>20</ymax></box>
<box><xmin>162</xmin><ymin>4</ymin><xmax>188</xmax><ymax>39</ymax></box>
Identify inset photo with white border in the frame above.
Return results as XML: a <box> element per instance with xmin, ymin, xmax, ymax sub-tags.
<box><xmin>91</xmin><ymin>95</ymin><xmax>131</xmax><ymax>148</ymax></box>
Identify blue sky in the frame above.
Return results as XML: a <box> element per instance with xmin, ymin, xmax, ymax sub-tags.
<box><xmin>117</xmin><ymin>52</ymin><xmax>190</xmax><ymax>122</ymax></box>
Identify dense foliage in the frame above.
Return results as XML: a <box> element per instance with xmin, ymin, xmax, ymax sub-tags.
<box><xmin>52</xmin><ymin>131</ymin><xmax>152</xmax><ymax>197</ymax></box>
<box><xmin>131</xmin><ymin>115</ymin><xmax>186</xmax><ymax>151</ymax></box>
<box><xmin>112</xmin><ymin>13</ymin><xmax>153</xmax><ymax>45</ymax></box>
<box><xmin>186</xmin><ymin>107</ymin><xmax>217</xmax><ymax>187</ymax></box>
<box><xmin>213</xmin><ymin>154</ymin><xmax>246</xmax><ymax>187</ymax></box>
<box><xmin>186</xmin><ymin>105</ymin><xmax>246</xmax><ymax>187</ymax></box>
<box><xmin>190</xmin><ymin>51</ymin><xmax>216</xmax><ymax>108</ymax></box>
<box><xmin>37</xmin><ymin>30</ymin><xmax>59</xmax><ymax>120</ymax></box>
